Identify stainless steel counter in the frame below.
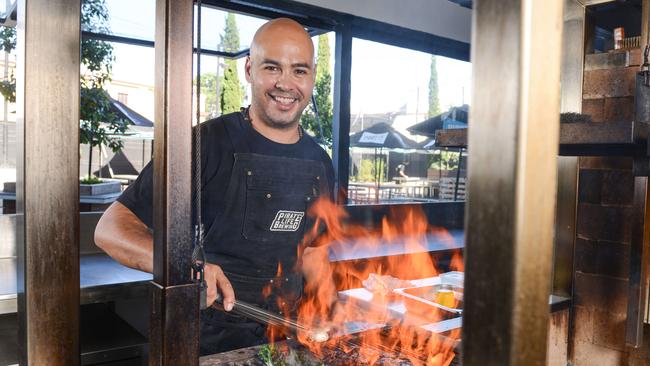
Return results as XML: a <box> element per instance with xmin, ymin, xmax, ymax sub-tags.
<box><xmin>329</xmin><ymin>230</ymin><xmax>464</xmax><ymax>262</ymax></box>
<box><xmin>0</xmin><ymin>254</ymin><xmax>152</xmax><ymax>314</ymax></box>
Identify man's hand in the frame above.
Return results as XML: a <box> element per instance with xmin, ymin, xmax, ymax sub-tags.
<box><xmin>205</xmin><ymin>263</ymin><xmax>235</xmax><ymax>311</ymax></box>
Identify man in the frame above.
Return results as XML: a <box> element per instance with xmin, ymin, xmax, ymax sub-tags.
<box><xmin>95</xmin><ymin>18</ymin><xmax>335</xmax><ymax>355</ymax></box>
<box><xmin>395</xmin><ymin>161</ymin><xmax>409</xmax><ymax>181</ymax></box>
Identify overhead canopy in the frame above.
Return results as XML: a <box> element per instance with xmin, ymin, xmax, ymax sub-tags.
<box><xmin>109</xmin><ymin>98</ymin><xmax>154</xmax><ymax>127</ymax></box>
<box><xmin>350</xmin><ymin>122</ymin><xmax>421</xmax><ymax>150</ymax></box>
<box><xmin>407</xmin><ymin>104</ymin><xmax>468</xmax><ymax>138</ymax></box>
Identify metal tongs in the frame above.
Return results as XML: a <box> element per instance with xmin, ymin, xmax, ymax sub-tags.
<box><xmin>213</xmin><ymin>295</ymin><xmax>332</xmax><ymax>342</ymax></box>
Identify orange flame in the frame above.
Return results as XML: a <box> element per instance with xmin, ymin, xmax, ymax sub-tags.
<box><xmin>273</xmin><ymin>197</ymin><xmax>462</xmax><ymax>364</ymax></box>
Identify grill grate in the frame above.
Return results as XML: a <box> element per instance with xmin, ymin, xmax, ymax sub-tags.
<box><xmin>200</xmin><ymin>338</ymin><xmax>461</xmax><ymax>366</ymax></box>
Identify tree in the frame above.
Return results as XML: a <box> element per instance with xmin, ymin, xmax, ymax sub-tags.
<box><xmin>220</xmin><ymin>14</ymin><xmax>244</xmax><ymax>114</ymax></box>
<box><xmin>0</xmin><ymin>27</ymin><xmax>15</xmax><ymax>103</ymax></box>
<box><xmin>428</xmin><ymin>55</ymin><xmax>440</xmax><ymax>118</ymax></box>
<box><xmin>0</xmin><ymin>0</ymin><xmax>127</xmax><ymax>179</ymax></box>
<box><xmin>301</xmin><ymin>34</ymin><xmax>333</xmax><ymax>145</ymax></box>
<box><xmin>195</xmin><ymin>71</ymin><xmax>220</xmax><ymax>118</ymax></box>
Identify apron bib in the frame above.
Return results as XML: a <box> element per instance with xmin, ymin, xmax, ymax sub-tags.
<box><xmin>199</xmin><ymin>114</ymin><xmax>328</xmax><ymax>355</ymax></box>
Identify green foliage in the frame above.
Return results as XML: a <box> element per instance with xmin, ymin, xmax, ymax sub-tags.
<box><xmin>257</xmin><ymin>344</ymin><xmax>321</xmax><ymax>366</ymax></box>
<box><xmin>353</xmin><ymin>158</ymin><xmax>385</xmax><ymax>183</ymax></box>
<box><xmin>81</xmin><ymin>38</ymin><xmax>114</xmax><ymax>86</ymax></box>
<box><xmin>315</xmin><ymin>35</ymin><xmax>330</xmax><ymax>80</ymax></box>
<box><xmin>429</xmin><ymin>151</ymin><xmax>460</xmax><ymax>171</ymax></box>
<box><xmin>195</xmin><ymin>71</ymin><xmax>220</xmax><ymax>118</ymax></box>
<box><xmin>78</xmin><ymin>0</ymin><xmax>126</xmax><ymax>155</ymax></box>
<box><xmin>221</xmin><ymin>13</ymin><xmax>240</xmax><ymax>52</ymax></box>
<box><xmin>219</xmin><ymin>14</ymin><xmax>244</xmax><ymax>114</ymax></box>
<box><xmin>0</xmin><ymin>27</ymin><xmax>15</xmax><ymax>53</ymax></box>
<box><xmin>80</xmin><ymin>87</ymin><xmax>127</xmax><ymax>151</ymax></box>
<box><xmin>81</xmin><ymin>0</ymin><xmax>111</xmax><ymax>33</ymax></box>
<box><xmin>0</xmin><ymin>27</ymin><xmax>15</xmax><ymax>103</ymax></box>
<box><xmin>80</xmin><ymin>175</ymin><xmax>103</xmax><ymax>184</ymax></box>
<box><xmin>258</xmin><ymin>344</ymin><xmax>285</xmax><ymax>366</ymax></box>
<box><xmin>428</xmin><ymin>55</ymin><xmax>440</xmax><ymax>118</ymax></box>
<box><xmin>220</xmin><ymin>59</ymin><xmax>244</xmax><ymax>114</ymax></box>
<box><xmin>0</xmin><ymin>78</ymin><xmax>14</xmax><ymax>103</ymax></box>
<box><xmin>0</xmin><ymin>0</ymin><xmax>126</xmax><ymax>158</ymax></box>
<box><xmin>301</xmin><ymin>35</ymin><xmax>333</xmax><ymax>144</ymax></box>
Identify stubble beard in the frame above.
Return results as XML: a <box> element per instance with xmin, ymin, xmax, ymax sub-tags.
<box><xmin>252</xmin><ymin>92</ymin><xmax>307</xmax><ymax>131</ymax></box>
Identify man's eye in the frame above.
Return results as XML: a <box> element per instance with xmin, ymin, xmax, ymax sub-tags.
<box><xmin>295</xmin><ymin>69</ymin><xmax>307</xmax><ymax>75</ymax></box>
<box><xmin>265</xmin><ymin>66</ymin><xmax>278</xmax><ymax>71</ymax></box>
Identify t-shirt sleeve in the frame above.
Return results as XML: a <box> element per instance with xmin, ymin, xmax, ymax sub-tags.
<box><xmin>117</xmin><ymin>161</ymin><xmax>154</xmax><ymax>229</ymax></box>
<box><xmin>115</xmin><ymin>119</ymin><xmax>223</xmax><ymax>231</ymax></box>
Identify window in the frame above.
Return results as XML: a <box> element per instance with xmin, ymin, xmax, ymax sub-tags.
<box><xmin>194</xmin><ymin>6</ymin><xmax>268</xmax><ymax>55</ymax></box>
<box><xmin>103</xmin><ymin>0</ymin><xmax>156</xmax><ymax>42</ymax></box>
<box><xmin>347</xmin><ymin>38</ymin><xmax>471</xmax><ymax>204</ymax></box>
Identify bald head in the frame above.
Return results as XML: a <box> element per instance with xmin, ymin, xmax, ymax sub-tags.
<box><xmin>245</xmin><ymin>18</ymin><xmax>316</xmax><ymax>134</ymax></box>
<box><xmin>250</xmin><ymin>18</ymin><xmax>314</xmax><ymax>62</ymax></box>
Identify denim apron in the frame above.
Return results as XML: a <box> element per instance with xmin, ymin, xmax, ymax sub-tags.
<box><xmin>199</xmin><ymin>113</ymin><xmax>329</xmax><ymax>355</ymax></box>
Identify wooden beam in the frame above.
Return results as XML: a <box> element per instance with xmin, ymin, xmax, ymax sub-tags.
<box><xmin>462</xmin><ymin>0</ymin><xmax>564</xmax><ymax>364</ymax></box>
<box><xmin>17</xmin><ymin>0</ymin><xmax>81</xmax><ymax>364</ymax></box>
<box><xmin>149</xmin><ymin>0</ymin><xmax>199</xmax><ymax>364</ymax></box>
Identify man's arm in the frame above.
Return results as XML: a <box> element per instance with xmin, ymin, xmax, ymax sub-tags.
<box><xmin>95</xmin><ymin>201</ymin><xmax>235</xmax><ymax>310</ymax></box>
<box><xmin>95</xmin><ymin>201</ymin><xmax>153</xmax><ymax>272</ymax></box>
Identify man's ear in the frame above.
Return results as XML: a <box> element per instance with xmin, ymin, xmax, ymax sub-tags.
<box><xmin>245</xmin><ymin>56</ymin><xmax>252</xmax><ymax>82</ymax></box>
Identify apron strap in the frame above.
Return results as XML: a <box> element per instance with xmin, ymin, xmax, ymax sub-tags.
<box><xmin>201</xmin><ymin>113</ymin><xmax>252</xmax><ymax>242</ymax></box>
<box><xmin>223</xmin><ymin>111</ymin><xmax>252</xmax><ymax>154</ymax></box>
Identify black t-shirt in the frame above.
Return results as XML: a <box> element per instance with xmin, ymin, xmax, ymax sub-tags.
<box><xmin>118</xmin><ymin>111</ymin><xmax>335</xmax><ymax>231</ymax></box>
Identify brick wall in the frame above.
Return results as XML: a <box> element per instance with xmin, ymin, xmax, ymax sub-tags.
<box><xmin>573</xmin><ymin>157</ymin><xmax>633</xmax><ymax>365</ymax></box>
<box><xmin>570</xmin><ymin>48</ymin><xmax>640</xmax><ymax>366</ymax></box>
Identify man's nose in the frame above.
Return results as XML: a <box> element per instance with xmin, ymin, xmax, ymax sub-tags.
<box><xmin>274</xmin><ymin>71</ymin><xmax>293</xmax><ymax>91</ymax></box>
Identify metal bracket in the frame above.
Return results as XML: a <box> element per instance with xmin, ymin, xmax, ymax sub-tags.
<box><xmin>631</xmin><ymin>71</ymin><xmax>650</xmax><ymax>177</ymax></box>
<box><xmin>149</xmin><ymin>281</ymin><xmax>201</xmax><ymax>365</ymax></box>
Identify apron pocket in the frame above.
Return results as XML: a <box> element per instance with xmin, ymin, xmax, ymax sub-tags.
<box><xmin>243</xmin><ymin>189</ymin><xmax>312</xmax><ymax>242</ymax></box>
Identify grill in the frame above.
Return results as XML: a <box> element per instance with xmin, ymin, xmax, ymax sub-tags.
<box><xmin>201</xmin><ymin>334</ymin><xmax>461</xmax><ymax>366</ymax></box>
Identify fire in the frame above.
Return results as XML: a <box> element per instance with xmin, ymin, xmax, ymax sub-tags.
<box><xmin>267</xmin><ymin>197</ymin><xmax>462</xmax><ymax>365</ymax></box>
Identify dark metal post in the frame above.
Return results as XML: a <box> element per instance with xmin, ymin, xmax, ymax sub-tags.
<box><xmin>626</xmin><ymin>176</ymin><xmax>650</xmax><ymax>347</ymax></box>
<box><xmin>553</xmin><ymin>0</ymin><xmax>585</xmax><ymax>299</ymax></box>
<box><xmin>149</xmin><ymin>0</ymin><xmax>199</xmax><ymax>364</ymax></box>
<box><xmin>625</xmin><ymin>66</ymin><xmax>650</xmax><ymax>347</ymax></box>
<box><xmin>462</xmin><ymin>1</ymin><xmax>564</xmax><ymax>365</ymax></box>
<box><xmin>16</xmin><ymin>0</ymin><xmax>81</xmax><ymax>364</ymax></box>
<box><xmin>332</xmin><ymin>22</ymin><xmax>352</xmax><ymax>204</ymax></box>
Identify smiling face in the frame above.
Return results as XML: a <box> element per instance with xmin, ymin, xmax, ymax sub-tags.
<box><xmin>246</xmin><ymin>19</ymin><xmax>315</xmax><ymax>130</ymax></box>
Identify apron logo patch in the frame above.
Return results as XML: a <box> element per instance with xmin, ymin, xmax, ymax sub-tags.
<box><xmin>270</xmin><ymin>210</ymin><xmax>304</xmax><ymax>232</ymax></box>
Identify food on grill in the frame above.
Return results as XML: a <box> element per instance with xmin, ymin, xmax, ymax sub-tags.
<box><xmin>307</xmin><ymin>327</ymin><xmax>330</xmax><ymax>343</ymax></box>
<box><xmin>362</xmin><ymin>273</ymin><xmax>413</xmax><ymax>297</ymax></box>
<box><xmin>251</xmin><ymin>342</ymin><xmax>459</xmax><ymax>366</ymax></box>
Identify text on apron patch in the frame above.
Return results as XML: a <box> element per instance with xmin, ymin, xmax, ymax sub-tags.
<box><xmin>270</xmin><ymin>210</ymin><xmax>304</xmax><ymax>232</ymax></box>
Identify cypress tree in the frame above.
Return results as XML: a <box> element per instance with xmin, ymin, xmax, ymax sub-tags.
<box><xmin>428</xmin><ymin>55</ymin><xmax>440</xmax><ymax>117</ymax></box>
<box><xmin>301</xmin><ymin>34</ymin><xmax>333</xmax><ymax>144</ymax></box>
<box><xmin>220</xmin><ymin>13</ymin><xmax>244</xmax><ymax>114</ymax></box>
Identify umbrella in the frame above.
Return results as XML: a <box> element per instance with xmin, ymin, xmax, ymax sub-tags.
<box><xmin>350</xmin><ymin>123</ymin><xmax>421</xmax><ymax>202</ymax></box>
<box><xmin>350</xmin><ymin>122</ymin><xmax>421</xmax><ymax>150</ymax></box>
<box><xmin>407</xmin><ymin>104</ymin><xmax>468</xmax><ymax>138</ymax></box>
<box><xmin>109</xmin><ymin>98</ymin><xmax>154</xmax><ymax>127</ymax></box>
<box><xmin>92</xmin><ymin>98</ymin><xmax>154</xmax><ymax>179</ymax></box>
